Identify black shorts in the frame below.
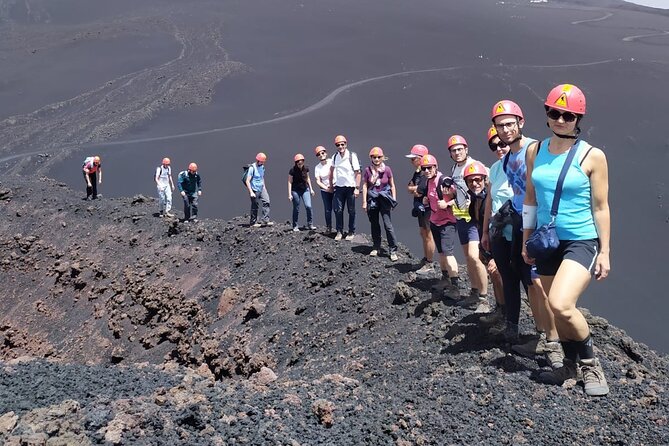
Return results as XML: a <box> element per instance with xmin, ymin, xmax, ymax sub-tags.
<box><xmin>417</xmin><ymin>209</ymin><xmax>431</xmax><ymax>229</ymax></box>
<box><xmin>535</xmin><ymin>239</ymin><xmax>599</xmax><ymax>276</ymax></box>
<box><xmin>430</xmin><ymin>222</ymin><xmax>456</xmax><ymax>255</ymax></box>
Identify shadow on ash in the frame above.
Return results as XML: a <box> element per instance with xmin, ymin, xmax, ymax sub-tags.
<box><xmin>0</xmin><ymin>175</ymin><xmax>667</xmax><ymax>445</ymax></box>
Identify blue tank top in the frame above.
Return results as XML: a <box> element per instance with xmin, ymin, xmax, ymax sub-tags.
<box><xmin>532</xmin><ymin>138</ymin><xmax>598</xmax><ymax>240</ymax></box>
<box><xmin>504</xmin><ymin>138</ymin><xmax>536</xmax><ymax>213</ymax></box>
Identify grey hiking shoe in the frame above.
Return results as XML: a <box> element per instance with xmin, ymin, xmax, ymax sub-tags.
<box><xmin>369</xmin><ymin>249</ymin><xmax>379</xmax><ymax>257</ymax></box>
<box><xmin>474</xmin><ymin>299</ymin><xmax>491</xmax><ymax>314</ymax></box>
<box><xmin>511</xmin><ymin>333</ymin><xmax>547</xmax><ymax>358</ymax></box>
<box><xmin>344</xmin><ymin>233</ymin><xmax>355</xmax><ymax>241</ymax></box>
<box><xmin>538</xmin><ymin>359</ymin><xmax>578</xmax><ymax>385</ymax></box>
<box><xmin>579</xmin><ymin>358</ymin><xmax>609</xmax><ymax>396</ymax></box>
<box><xmin>389</xmin><ymin>252</ymin><xmax>398</xmax><ymax>262</ymax></box>
<box><xmin>415</xmin><ymin>258</ymin><xmax>435</xmax><ymax>275</ymax></box>
<box><xmin>334</xmin><ymin>232</ymin><xmax>343</xmax><ymax>241</ymax></box>
<box><xmin>480</xmin><ymin>306</ymin><xmax>504</xmax><ymax>325</ymax></box>
<box><xmin>544</xmin><ymin>341</ymin><xmax>565</xmax><ymax>369</ymax></box>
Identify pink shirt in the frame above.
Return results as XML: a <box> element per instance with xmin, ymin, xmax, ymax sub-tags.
<box><xmin>427</xmin><ymin>172</ymin><xmax>456</xmax><ymax>226</ymax></box>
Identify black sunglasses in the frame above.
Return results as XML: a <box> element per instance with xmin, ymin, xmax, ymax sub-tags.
<box><xmin>488</xmin><ymin>140</ymin><xmax>508</xmax><ymax>151</ymax></box>
<box><xmin>421</xmin><ymin>166</ymin><xmax>434</xmax><ymax>171</ymax></box>
<box><xmin>335</xmin><ymin>143</ymin><xmax>347</xmax><ymax>147</ymax></box>
<box><xmin>546</xmin><ymin>108</ymin><xmax>578</xmax><ymax>123</ymax></box>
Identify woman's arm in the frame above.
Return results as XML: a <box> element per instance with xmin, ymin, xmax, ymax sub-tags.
<box><xmin>587</xmin><ymin>148</ymin><xmax>611</xmax><ymax>280</ymax></box>
<box><xmin>389</xmin><ymin>175</ymin><xmax>396</xmax><ymax>201</ymax></box>
<box><xmin>522</xmin><ymin>142</ymin><xmax>539</xmax><ymax>264</ymax></box>
<box><xmin>307</xmin><ymin>172</ymin><xmax>315</xmax><ymax>195</ymax></box>
<box><xmin>287</xmin><ymin>174</ymin><xmax>293</xmax><ymax>201</ymax></box>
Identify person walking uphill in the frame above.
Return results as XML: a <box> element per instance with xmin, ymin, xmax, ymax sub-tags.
<box><xmin>406</xmin><ymin>144</ymin><xmax>436</xmax><ymax>275</ymax></box>
<box><xmin>523</xmin><ymin>84</ymin><xmax>610</xmax><ymax>396</ymax></box>
<box><xmin>288</xmin><ymin>153</ymin><xmax>315</xmax><ymax>231</ymax></box>
<box><xmin>362</xmin><ymin>147</ymin><xmax>398</xmax><ymax>261</ymax></box>
<box><xmin>177</xmin><ymin>162</ymin><xmax>202</xmax><ymax>222</ymax></box>
<box><xmin>246</xmin><ymin>152</ymin><xmax>273</xmax><ymax>228</ymax></box>
<box><xmin>314</xmin><ymin>145</ymin><xmax>334</xmax><ymax>234</ymax></box>
<box><xmin>82</xmin><ymin>155</ymin><xmax>102</xmax><ymax>200</ymax></box>
<box><xmin>329</xmin><ymin>135</ymin><xmax>361</xmax><ymax>241</ymax></box>
<box><xmin>155</xmin><ymin>157</ymin><xmax>175</xmax><ymax>217</ymax></box>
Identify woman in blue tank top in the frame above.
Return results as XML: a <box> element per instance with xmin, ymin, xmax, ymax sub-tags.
<box><xmin>523</xmin><ymin>84</ymin><xmax>611</xmax><ymax>397</ymax></box>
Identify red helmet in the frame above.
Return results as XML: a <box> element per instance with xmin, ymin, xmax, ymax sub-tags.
<box><xmin>369</xmin><ymin>147</ymin><xmax>384</xmax><ymax>157</ymax></box>
<box><xmin>314</xmin><ymin>145</ymin><xmax>326</xmax><ymax>155</ymax></box>
<box><xmin>491</xmin><ymin>100</ymin><xmax>524</xmax><ymax>121</ymax></box>
<box><xmin>545</xmin><ymin>84</ymin><xmax>586</xmax><ymax>115</ymax></box>
<box><xmin>188</xmin><ymin>162</ymin><xmax>198</xmax><ymax>172</ymax></box>
<box><xmin>447</xmin><ymin>135</ymin><xmax>468</xmax><ymax>150</ymax></box>
<box><xmin>162</xmin><ymin>157</ymin><xmax>171</xmax><ymax>165</ymax></box>
<box><xmin>486</xmin><ymin>125</ymin><xmax>498</xmax><ymax>143</ymax></box>
<box><xmin>421</xmin><ymin>154</ymin><xmax>438</xmax><ymax>168</ymax></box>
<box><xmin>406</xmin><ymin>144</ymin><xmax>429</xmax><ymax>158</ymax></box>
<box><xmin>256</xmin><ymin>152</ymin><xmax>267</xmax><ymax>162</ymax></box>
<box><xmin>463</xmin><ymin>161</ymin><xmax>488</xmax><ymax>179</ymax></box>
<box><xmin>294</xmin><ymin>153</ymin><xmax>305</xmax><ymax>162</ymax></box>
<box><xmin>334</xmin><ymin>135</ymin><xmax>347</xmax><ymax>145</ymax></box>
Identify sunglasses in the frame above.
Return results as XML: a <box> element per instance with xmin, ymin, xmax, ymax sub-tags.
<box><xmin>546</xmin><ymin>108</ymin><xmax>578</xmax><ymax>122</ymax></box>
<box><xmin>335</xmin><ymin>143</ymin><xmax>347</xmax><ymax>147</ymax></box>
<box><xmin>467</xmin><ymin>176</ymin><xmax>485</xmax><ymax>183</ymax></box>
<box><xmin>371</xmin><ymin>156</ymin><xmax>383</xmax><ymax>160</ymax></box>
<box><xmin>488</xmin><ymin>140</ymin><xmax>508</xmax><ymax>151</ymax></box>
<box><xmin>317</xmin><ymin>151</ymin><xmax>327</xmax><ymax>156</ymax></box>
<box><xmin>421</xmin><ymin>166</ymin><xmax>435</xmax><ymax>171</ymax></box>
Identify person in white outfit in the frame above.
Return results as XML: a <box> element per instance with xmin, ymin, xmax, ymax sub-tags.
<box><xmin>155</xmin><ymin>157</ymin><xmax>175</xmax><ymax>217</ymax></box>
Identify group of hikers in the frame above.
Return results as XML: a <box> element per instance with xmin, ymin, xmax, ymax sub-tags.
<box><xmin>82</xmin><ymin>83</ymin><xmax>611</xmax><ymax>397</ymax></box>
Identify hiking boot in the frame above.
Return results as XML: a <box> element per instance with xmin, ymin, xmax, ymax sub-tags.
<box><xmin>544</xmin><ymin>341</ymin><xmax>565</xmax><ymax>369</ymax></box>
<box><xmin>457</xmin><ymin>294</ymin><xmax>484</xmax><ymax>309</ymax></box>
<box><xmin>325</xmin><ymin>227</ymin><xmax>332</xmax><ymax>234</ymax></box>
<box><xmin>511</xmin><ymin>333</ymin><xmax>547</xmax><ymax>358</ymax></box>
<box><xmin>538</xmin><ymin>359</ymin><xmax>578</xmax><ymax>385</ymax></box>
<box><xmin>474</xmin><ymin>299</ymin><xmax>491</xmax><ymax>314</ymax></box>
<box><xmin>265</xmin><ymin>221</ymin><xmax>275</xmax><ymax>226</ymax></box>
<box><xmin>345</xmin><ymin>233</ymin><xmax>355</xmax><ymax>241</ymax></box>
<box><xmin>415</xmin><ymin>259</ymin><xmax>435</xmax><ymax>276</ymax></box>
<box><xmin>165</xmin><ymin>211</ymin><xmax>175</xmax><ymax>218</ymax></box>
<box><xmin>579</xmin><ymin>358</ymin><xmax>609</xmax><ymax>396</ymax></box>
<box><xmin>369</xmin><ymin>249</ymin><xmax>379</xmax><ymax>257</ymax></box>
<box><xmin>334</xmin><ymin>232</ymin><xmax>343</xmax><ymax>241</ymax></box>
<box><xmin>293</xmin><ymin>226</ymin><xmax>300</xmax><ymax>232</ymax></box>
<box><xmin>307</xmin><ymin>225</ymin><xmax>317</xmax><ymax>230</ymax></box>
<box><xmin>390</xmin><ymin>252</ymin><xmax>398</xmax><ymax>262</ymax></box>
<box><xmin>190</xmin><ymin>218</ymin><xmax>199</xmax><ymax>223</ymax></box>
<box><xmin>480</xmin><ymin>306</ymin><xmax>504</xmax><ymax>325</ymax></box>
<box><xmin>252</xmin><ymin>223</ymin><xmax>262</xmax><ymax>228</ymax></box>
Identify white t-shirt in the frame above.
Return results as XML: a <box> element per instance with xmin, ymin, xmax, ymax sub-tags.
<box><xmin>314</xmin><ymin>160</ymin><xmax>333</xmax><ymax>190</ymax></box>
<box><xmin>156</xmin><ymin>165</ymin><xmax>171</xmax><ymax>187</ymax></box>
<box><xmin>331</xmin><ymin>150</ymin><xmax>361</xmax><ymax>187</ymax></box>
<box><xmin>451</xmin><ymin>157</ymin><xmax>475</xmax><ymax>211</ymax></box>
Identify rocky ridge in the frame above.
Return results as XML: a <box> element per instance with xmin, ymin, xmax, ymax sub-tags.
<box><xmin>0</xmin><ymin>175</ymin><xmax>667</xmax><ymax>445</ymax></box>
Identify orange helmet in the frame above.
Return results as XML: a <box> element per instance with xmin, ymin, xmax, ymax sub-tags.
<box><xmin>463</xmin><ymin>161</ymin><xmax>488</xmax><ymax>179</ymax></box>
<box><xmin>406</xmin><ymin>144</ymin><xmax>429</xmax><ymax>158</ymax></box>
<box><xmin>162</xmin><ymin>157</ymin><xmax>171</xmax><ymax>165</ymax></box>
<box><xmin>421</xmin><ymin>154</ymin><xmax>438</xmax><ymax>168</ymax></box>
<box><xmin>188</xmin><ymin>162</ymin><xmax>198</xmax><ymax>172</ymax></box>
<box><xmin>491</xmin><ymin>100</ymin><xmax>524</xmax><ymax>121</ymax></box>
<box><xmin>93</xmin><ymin>156</ymin><xmax>101</xmax><ymax>164</ymax></box>
<box><xmin>369</xmin><ymin>147</ymin><xmax>384</xmax><ymax>157</ymax></box>
<box><xmin>447</xmin><ymin>135</ymin><xmax>468</xmax><ymax>150</ymax></box>
<box><xmin>334</xmin><ymin>135</ymin><xmax>347</xmax><ymax>145</ymax></box>
<box><xmin>314</xmin><ymin>145</ymin><xmax>326</xmax><ymax>155</ymax></box>
<box><xmin>294</xmin><ymin>153</ymin><xmax>305</xmax><ymax>162</ymax></box>
<box><xmin>545</xmin><ymin>84</ymin><xmax>586</xmax><ymax>115</ymax></box>
<box><xmin>256</xmin><ymin>152</ymin><xmax>267</xmax><ymax>162</ymax></box>
<box><xmin>486</xmin><ymin>125</ymin><xmax>498</xmax><ymax>143</ymax></box>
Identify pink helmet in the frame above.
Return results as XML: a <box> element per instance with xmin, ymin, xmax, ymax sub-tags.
<box><xmin>421</xmin><ymin>154</ymin><xmax>438</xmax><ymax>168</ymax></box>
<box><xmin>294</xmin><ymin>153</ymin><xmax>305</xmax><ymax>162</ymax></box>
<box><xmin>334</xmin><ymin>135</ymin><xmax>347</xmax><ymax>145</ymax></box>
<box><xmin>314</xmin><ymin>145</ymin><xmax>326</xmax><ymax>155</ymax></box>
<box><xmin>463</xmin><ymin>161</ymin><xmax>488</xmax><ymax>179</ymax></box>
<box><xmin>447</xmin><ymin>135</ymin><xmax>468</xmax><ymax>150</ymax></box>
<box><xmin>545</xmin><ymin>84</ymin><xmax>586</xmax><ymax>115</ymax></box>
<box><xmin>486</xmin><ymin>125</ymin><xmax>498</xmax><ymax>143</ymax></box>
<box><xmin>256</xmin><ymin>152</ymin><xmax>267</xmax><ymax>162</ymax></box>
<box><xmin>406</xmin><ymin>144</ymin><xmax>429</xmax><ymax>158</ymax></box>
<box><xmin>491</xmin><ymin>100</ymin><xmax>524</xmax><ymax>121</ymax></box>
<box><xmin>369</xmin><ymin>147</ymin><xmax>384</xmax><ymax>157</ymax></box>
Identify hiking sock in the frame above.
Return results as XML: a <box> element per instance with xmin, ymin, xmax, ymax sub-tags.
<box><xmin>561</xmin><ymin>340</ymin><xmax>580</xmax><ymax>362</ymax></box>
<box><xmin>441</xmin><ymin>270</ymin><xmax>449</xmax><ymax>280</ymax></box>
<box><xmin>471</xmin><ymin>288</ymin><xmax>479</xmax><ymax>296</ymax></box>
<box><xmin>450</xmin><ymin>276</ymin><xmax>460</xmax><ymax>286</ymax></box>
<box><xmin>576</xmin><ymin>334</ymin><xmax>595</xmax><ymax>360</ymax></box>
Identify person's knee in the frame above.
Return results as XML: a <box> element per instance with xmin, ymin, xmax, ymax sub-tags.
<box><xmin>549</xmin><ymin>299</ymin><xmax>576</xmax><ymax>322</ymax></box>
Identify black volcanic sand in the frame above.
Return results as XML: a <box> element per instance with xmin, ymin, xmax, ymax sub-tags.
<box><xmin>0</xmin><ymin>175</ymin><xmax>668</xmax><ymax>445</ymax></box>
<box><xmin>0</xmin><ymin>0</ymin><xmax>667</xmax><ymax>382</ymax></box>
